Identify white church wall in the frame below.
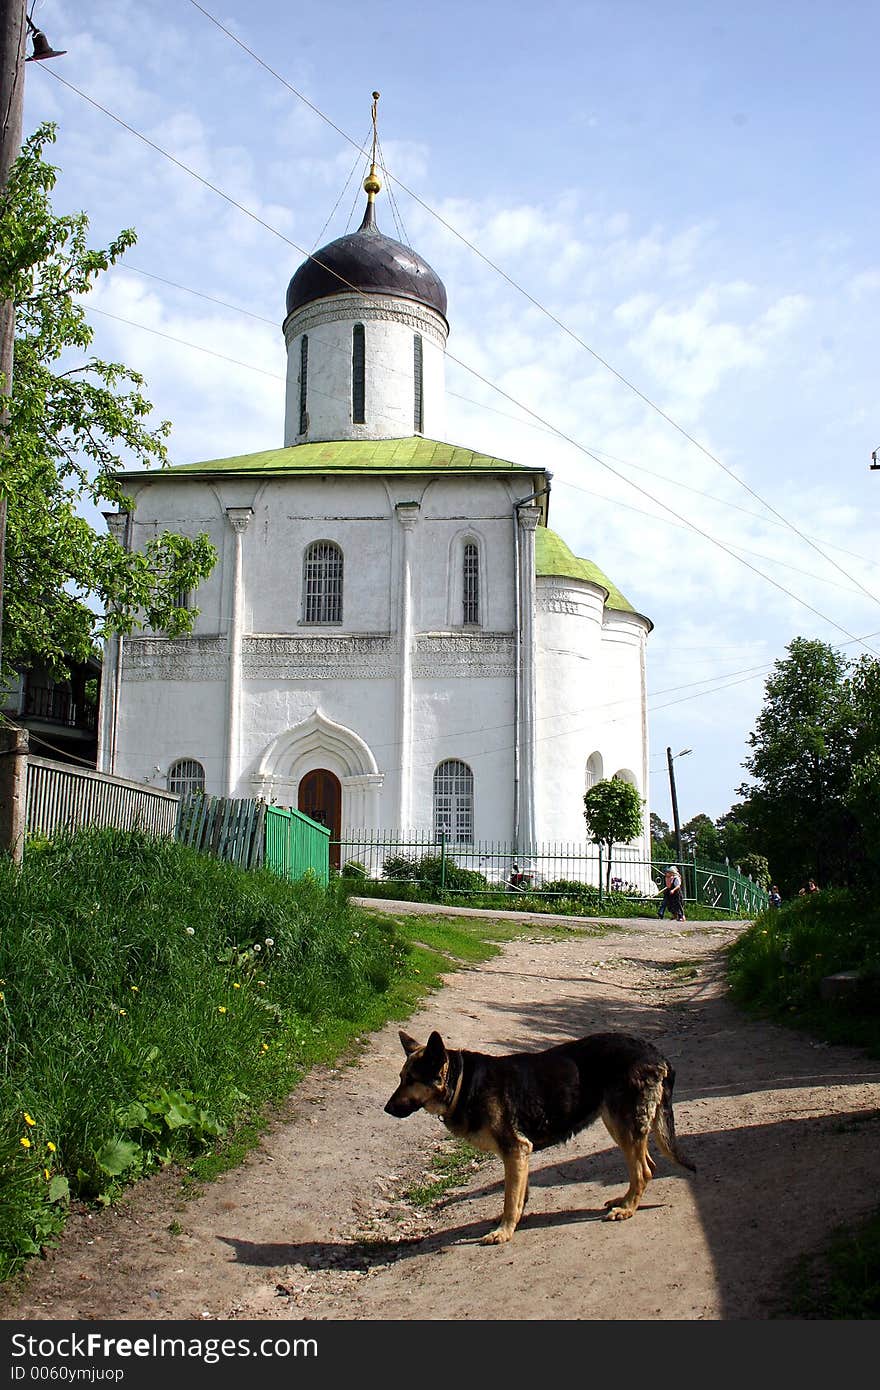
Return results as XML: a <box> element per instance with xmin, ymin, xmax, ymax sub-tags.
<box><xmin>534</xmin><ymin>577</ymin><xmax>607</xmax><ymax>845</ymax></box>
<box><xmin>418</xmin><ymin>475</ymin><xmax>527</xmax><ymax>631</ymax></box>
<box><xmin>534</xmin><ymin>578</ymin><xmax>650</xmax><ymax>873</ymax></box>
<box><xmin>409</xmin><ymin>676</ymin><xmax>517</xmax><ymax>841</ymax></box>
<box><xmin>245</xmin><ymin>476</ymin><xmax>394</xmax><ymax>634</ymax></box>
<box><xmin>114</xmin><ymin>674</ymin><xmax>227</xmax><ymax>794</ymax></box>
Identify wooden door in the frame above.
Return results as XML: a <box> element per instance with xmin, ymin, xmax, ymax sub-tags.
<box><xmin>298</xmin><ymin>768</ymin><xmax>342</xmax><ymax>869</ymax></box>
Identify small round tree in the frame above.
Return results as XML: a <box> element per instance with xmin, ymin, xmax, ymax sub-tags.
<box><xmin>584</xmin><ymin>777</ymin><xmax>644</xmax><ymax>891</ymax></box>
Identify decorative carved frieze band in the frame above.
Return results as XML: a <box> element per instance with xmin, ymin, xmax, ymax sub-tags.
<box><xmin>284</xmin><ymin>293</ymin><xmax>448</xmax><ymax>349</ymax></box>
<box><xmin>121</xmin><ymin>631</ymin><xmax>519</xmax><ymax>682</ymax></box>
<box><xmin>413</xmin><ymin>632</ymin><xmax>515</xmax><ymax>678</ymax></box>
<box><xmin>242</xmin><ymin>634</ymin><xmax>399</xmax><ymax>680</ymax></box>
<box><xmin>121</xmin><ymin>636</ymin><xmax>228</xmax><ymax>683</ymax></box>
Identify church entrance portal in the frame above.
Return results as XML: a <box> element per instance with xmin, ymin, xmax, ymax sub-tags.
<box><xmin>298</xmin><ymin>769</ymin><xmax>341</xmax><ymax>869</ymax></box>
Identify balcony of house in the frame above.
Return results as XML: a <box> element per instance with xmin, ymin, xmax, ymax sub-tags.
<box><xmin>1</xmin><ymin>659</ymin><xmax>102</xmax><ymax>767</ymax></box>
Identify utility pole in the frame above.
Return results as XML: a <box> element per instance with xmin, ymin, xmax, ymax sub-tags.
<box><xmin>0</xmin><ymin>0</ymin><xmax>28</xmax><ymax>681</ymax></box>
<box><xmin>666</xmin><ymin>745</ymin><xmax>692</xmax><ymax>865</ymax></box>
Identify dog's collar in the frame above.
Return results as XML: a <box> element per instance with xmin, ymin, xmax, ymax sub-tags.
<box><xmin>443</xmin><ymin>1051</ymin><xmax>464</xmax><ymax>1116</ymax></box>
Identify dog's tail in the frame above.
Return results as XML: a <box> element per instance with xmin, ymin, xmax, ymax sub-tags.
<box><xmin>652</xmin><ymin>1066</ymin><xmax>697</xmax><ymax>1173</ymax></box>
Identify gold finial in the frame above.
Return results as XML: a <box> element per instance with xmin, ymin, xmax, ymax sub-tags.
<box><xmin>364</xmin><ymin>91</ymin><xmax>382</xmax><ymax>199</ymax></box>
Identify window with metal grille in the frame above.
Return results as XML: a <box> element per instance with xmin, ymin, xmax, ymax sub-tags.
<box><xmin>303</xmin><ymin>541</ymin><xmax>343</xmax><ymax>624</ymax></box>
<box><xmin>413</xmin><ymin>333</ymin><xmax>423</xmax><ymax>433</ymax></box>
<box><xmin>586</xmin><ymin>751</ymin><xmax>603</xmax><ymax>788</ymax></box>
<box><xmin>168</xmin><ymin>759</ymin><xmax>205</xmax><ymax>795</ymax></box>
<box><xmin>352</xmin><ymin>323</ymin><xmax>365</xmax><ymax>423</ymax></box>
<box><xmin>463</xmin><ymin>541</ymin><xmax>480</xmax><ymax>625</ymax></box>
<box><xmin>299</xmin><ymin>335</ymin><xmax>309</xmax><ymax>435</ymax></box>
<box><xmin>433</xmin><ymin>759</ymin><xmax>474</xmax><ymax>843</ymax></box>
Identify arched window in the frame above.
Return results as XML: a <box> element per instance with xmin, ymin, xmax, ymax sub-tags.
<box><xmin>413</xmin><ymin>333</ymin><xmax>424</xmax><ymax>433</ymax></box>
<box><xmin>303</xmin><ymin>541</ymin><xmax>343</xmax><ymax>624</ymax></box>
<box><xmin>299</xmin><ymin>335</ymin><xmax>309</xmax><ymax>436</ymax></box>
<box><xmin>352</xmin><ymin>323</ymin><xmax>365</xmax><ymax>424</ymax></box>
<box><xmin>586</xmin><ymin>751</ymin><xmax>603</xmax><ymax>789</ymax></box>
<box><xmin>433</xmin><ymin>759</ymin><xmax>474</xmax><ymax>843</ymax></box>
<box><xmin>168</xmin><ymin>759</ymin><xmax>205</xmax><ymax>796</ymax></box>
<box><xmin>463</xmin><ymin>541</ymin><xmax>480</xmax><ymax>625</ymax></box>
<box><xmin>613</xmin><ymin>768</ymin><xmax>638</xmax><ymax>788</ymax></box>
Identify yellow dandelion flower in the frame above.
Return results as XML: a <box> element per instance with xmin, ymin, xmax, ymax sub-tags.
<box><xmin>261</xmin><ymin>1043</ymin><xmax>269</xmax><ymax>1053</ymax></box>
<box><xmin>23</xmin><ymin>1113</ymin><xmax>35</xmax><ymax>1127</ymax></box>
<box><xmin>46</xmin><ymin>1141</ymin><xmax>56</xmax><ymax>1153</ymax></box>
<box><xmin>218</xmin><ymin>1006</ymin><xmax>227</xmax><ymax>1014</ymax></box>
<box><xmin>232</xmin><ymin>982</ymin><xmax>240</xmax><ymax>989</ymax></box>
<box><xmin>44</xmin><ymin>1169</ymin><xmax>51</xmax><ymax>1181</ymax></box>
<box><xmin>20</xmin><ymin>1136</ymin><xmax>31</xmax><ymax>1149</ymax></box>
<box><xmin>130</xmin><ymin>985</ymin><xmax>139</xmax><ymax>993</ymax></box>
<box><xmin>118</xmin><ymin>1009</ymin><xmax>127</xmax><ymax>1016</ymax></box>
<box><xmin>0</xmin><ymin>992</ymin><xmax>4</xmax><ymax>1001</ymax></box>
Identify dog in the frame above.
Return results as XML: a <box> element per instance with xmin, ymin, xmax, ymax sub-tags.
<box><xmin>384</xmin><ymin>1028</ymin><xmax>696</xmax><ymax>1244</ymax></box>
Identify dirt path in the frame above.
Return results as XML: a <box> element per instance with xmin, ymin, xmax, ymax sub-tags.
<box><xmin>4</xmin><ymin>909</ymin><xmax>880</xmax><ymax>1322</ymax></box>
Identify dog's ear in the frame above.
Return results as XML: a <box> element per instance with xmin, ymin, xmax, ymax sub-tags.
<box><xmin>424</xmin><ymin>1031</ymin><xmax>447</xmax><ymax>1072</ymax></box>
<box><xmin>399</xmin><ymin>1030</ymin><xmax>421</xmax><ymax>1056</ymax></box>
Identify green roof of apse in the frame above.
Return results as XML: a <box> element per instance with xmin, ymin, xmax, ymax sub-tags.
<box><xmin>535</xmin><ymin>527</ymin><xmax>640</xmax><ymax>616</ymax></box>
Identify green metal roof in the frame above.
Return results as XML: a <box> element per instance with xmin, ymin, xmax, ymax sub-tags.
<box><xmin>136</xmin><ymin>436</ymin><xmax>537</xmax><ymax>478</ymax></box>
<box><xmin>535</xmin><ymin>526</ymin><xmax>644</xmax><ymax>618</ymax></box>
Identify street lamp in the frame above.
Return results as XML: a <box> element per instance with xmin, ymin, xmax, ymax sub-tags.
<box><xmin>666</xmin><ymin>747</ymin><xmax>692</xmax><ymax>865</ymax></box>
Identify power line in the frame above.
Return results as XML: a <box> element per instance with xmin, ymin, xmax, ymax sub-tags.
<box><xmin>39</xmin><ymin>70</ymin><xmax>880</xmax><ymax>656</ymax></box>
<box><xmin>104</xmin><ymin>262</ymin><xmax>880</xmax><ymax>576</ymax></box>
<box><xmin>185</xmin><ymin>0</ymin><xmax>880</xmax><ymax>615</ymax></box>
<box><xmin>86</xmin><ymin>298</ymin><xmax>871</xmax><ymax>602</ymax></box>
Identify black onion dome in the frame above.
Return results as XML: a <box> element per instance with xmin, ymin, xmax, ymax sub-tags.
<box><xmin>285</xmin><ymin>200</ymin><xmax>447</xmax><ymax>321</ymax></box>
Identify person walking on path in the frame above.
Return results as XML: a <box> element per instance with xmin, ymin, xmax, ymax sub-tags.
<box><xmin>657</xmin><ymin>864</ymin><xmax>686</xmax><ymax>921</ymax></box>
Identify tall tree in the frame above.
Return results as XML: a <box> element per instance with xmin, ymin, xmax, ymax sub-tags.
<box><xmin>0</xmin><ymin>124</ymin><xmax>216</xmax><ymax>681</ymax></box>
<box><xmin>584</xmin><ymin>777</ymin><xmax>644</xmax><ymax>890</ymax></box>
<box><xmin>737</xmin><ymin>637</ymin><xmax>854</xmax><ymax>892</ymax></box>
<box><xmin>680</xmin><ymin>812</ymin><xmax>720</xmax><ymax>863</ymax></box>
<box><xmin>650</xmin><ymin>811</ymin><xmax>675</xmax><ymax>864</ymax></box>
<box><xmin>845</xmin><ymin>654</ymin><xmax>880</xmax><ymax>887</ymax></box>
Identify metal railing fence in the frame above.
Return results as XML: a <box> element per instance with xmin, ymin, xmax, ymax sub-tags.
<box><xmin>334</xmin><ymin>828</ymin><xmax>769</xmax><ymax>914</ymax></box>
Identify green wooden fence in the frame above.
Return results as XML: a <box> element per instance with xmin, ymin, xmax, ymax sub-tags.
<box><xmin>264</xmin><ymin>805</ymin><xmax>330</xmax><ymax>886</ymax></box>
<box><xmin>175</xmin><ymin>794</ymin><xmax>329</xmax><ymax>885</ymax></box>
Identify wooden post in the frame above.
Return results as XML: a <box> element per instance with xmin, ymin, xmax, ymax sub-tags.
<box><xmin>0</xmin><ymin>723</ymin><xmax>28</xmax><ymax>862</ymax></box>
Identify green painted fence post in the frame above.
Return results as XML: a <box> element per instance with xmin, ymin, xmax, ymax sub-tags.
<box><xmin>440</xmin><ymin>831</ymin><xmax>447</xmax><ymax>890</ymax></box>
<box><xmin>598</xmin><ymin>845</ymin><xmax>603</xmax><ymax>902</ymax></box>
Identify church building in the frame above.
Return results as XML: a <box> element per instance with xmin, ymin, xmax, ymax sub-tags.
<box><xmin>99</xmin><ymin>139</ymin><xmax>652</xmax><ymax>867</ymax></box>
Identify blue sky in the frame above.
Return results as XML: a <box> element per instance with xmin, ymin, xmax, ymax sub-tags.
<box><xmin>20</xmin><ymin>0</ymin><xmax>880</xmax><ymax>825</ymax></box>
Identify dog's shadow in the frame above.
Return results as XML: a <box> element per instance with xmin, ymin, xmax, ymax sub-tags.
<box><xmin>217</xmin><ymin>1194</ymin><xmax>664</xmax><ymax>1273</ymax></box>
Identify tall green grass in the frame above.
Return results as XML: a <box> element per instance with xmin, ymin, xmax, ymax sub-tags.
<box><xmin>727</xmin><ymin>887</ymin><xmax>880</xmax><ymax>1318</ymax></box>
<box><xmin>726</xmin><ymin>888</ymin><xmax>880</xmax><ymax>1053</ymax></box>
<box><xmin>0</xmin><ymin>828</ymin><xmax>409</xmax><ymax>1278</ymax></box>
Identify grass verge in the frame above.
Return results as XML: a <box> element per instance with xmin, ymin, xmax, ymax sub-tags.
<box><xmin>726</xmin><ymin>887</ymin><xmax>880</xmax><ymax>1317</ymax></box>
<box><xmin>0</xmin><ymin>830</ymin><xmax>605</xmax><ymax>1285</ymax></box>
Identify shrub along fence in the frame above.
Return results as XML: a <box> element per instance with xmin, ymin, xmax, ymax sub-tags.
<box><xmin>335</xmin><ymin>828</ymin><xmax>769</xmax><ymax>915</ymax></box>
